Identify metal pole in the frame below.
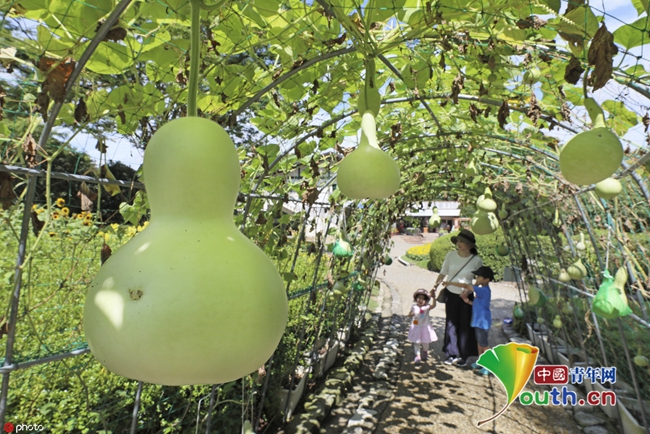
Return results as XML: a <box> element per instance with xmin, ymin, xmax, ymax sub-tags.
<box><xmin>0</xmin><ymin>0</ymin><xmax>134</xmax><ymax>425</ymax></box>
<box><xmin>130</xmin><ymin>381</ymin><xmax>143</xmax><ymax>434</ymax></box>
<box><xmin>204</xmin><ymin>384</ymin><xmax>218</xmax><ymax>434</ymax></box>
<box><xmin>573</xmin><ymin>195</ymin><xmax>609</xmax><ymax>368</ymax></box>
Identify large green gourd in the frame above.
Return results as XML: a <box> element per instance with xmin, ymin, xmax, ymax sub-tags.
<box><xmin>470</xmin><ymin>210</ymin><xmax>499</xmax><ymax>235</ymax></box>
<box><xmin>337</xmin><ymin>112</ymin><xmax>400</xmax><ymax>199</ymax></box>
<box><xmin>84</xmin><ymin>117</ymin><xmax>288</xmax><ymax>385</ymax></box>
<box><xmin>559</xmin><ymin>98</ymin><xmax>623</xmax><ymax>185</ymax></box>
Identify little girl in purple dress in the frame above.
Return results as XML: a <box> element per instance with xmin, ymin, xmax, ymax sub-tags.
<box><xmin>408</xmin><ymin>289</ymin><xmax>438</xmax><ymax>363</ymax></box>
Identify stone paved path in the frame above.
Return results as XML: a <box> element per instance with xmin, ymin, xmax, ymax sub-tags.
<box><xmin>318</xmin><ymin>234</ymin><xmax>619</xmax><ymax>434</ymax></box>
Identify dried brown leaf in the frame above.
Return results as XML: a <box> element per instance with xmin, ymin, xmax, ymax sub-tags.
<box><xmin>564</xmin><ymin>55</ymin><xmax>584</xmax><ymax>85</ymax></box>
<box><xmin>527</xmin><ymin>93</ymin><xmax>541</xmax><ymax>126</ymax></box>
<box><xmin>450</xmin><ymin>72</ymin><xmax>464</xmax><ymax>104</ymax></box>
<box><xmin>74</xmin><ymin>97</ymin><xmax>89</xmax><ymax>124</ymax></box>
<box><xmin>497</xmin><ymin>100</ymin><xmax>510</xmax><ymax>129</ymax></box>
<box><xmin>101</xmin><ymin>243</ymin><xmax>112</xmax><ymax>265</ymax></box>
<box><xmin>587</xmin><ymin>24</ymin><xmax>618</xmax><ymax>91</ymax></box>
<box><xmin>0</xmin><ymin>172</ymin><xmax>17</xmax><ymax>209</ymax></box>
<box><xmin>37</xmin><ymin>57</ymin><xmax>75</xmax><ymax>103</ymax></box>
<box><xmin>103</xmin><ymin>26</ymin><xmax>127</xmax><ymax>42</ymax></box>
<box><xmin>22</xmin><ymin>133</ymin><xmax>39</xmax><ymax>168</ymax></box>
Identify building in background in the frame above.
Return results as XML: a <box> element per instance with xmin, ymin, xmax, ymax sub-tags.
<box><xmin>403</xmin><ymin>201</ymin><xmax>469</xmax><ymax>232</ymax></box>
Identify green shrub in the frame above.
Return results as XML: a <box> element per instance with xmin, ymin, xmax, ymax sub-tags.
<box><xmin>429</xmin><ymin>230</ymin><xmax>531</xmax><ymax>281</ymax></box>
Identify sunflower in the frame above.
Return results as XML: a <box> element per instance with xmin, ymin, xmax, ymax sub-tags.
<box><xmin>48</xmin><ymin>232</ymin><xmax>57</xmax><ymax>238</ymax></box>
<box><xmin>55</xmin><ymin>198</ymin><xmax>65</xmax><ymax>208</ymax></box>
<box><xmin>76</xmin><ymin>212</ymin><xmax>86</xmax><ymax>220</ymax></box>
<box><xmin>82</xmin><ymin>220</ymin><xmax>92</xmax><ymax>226</ymax></box>
<box><xmin>52</xmin><ymin>211</ymin><xmax>61</xmax><ymax>220</ymax></box>
<box><xmin>60</xmin><ymin>207</ymin><xmax>70</xmax><ymax>217</ymax></box>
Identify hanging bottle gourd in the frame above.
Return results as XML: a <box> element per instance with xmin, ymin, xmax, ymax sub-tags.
<box><xmin>558</xmin><ymin>269</ymin><xmax>571</xmax><ymax>282</ymax></box>
<box><xmin>575</xmin><ymin>232</ymin><xmax>586</xmax><ymax>251</ymax></box>
<box><xmin>528</xmin><ymin>286</ymin><xmax>547</xmax><ymax>307</ymax></box>
<box><xmin>594</xmin><ymin>177</ymin><xmax>622</xmax><ymax>200</ymax></box>
<box><xmin>523</xmin><ymin>67</ymin><xmax>541</xmax><ymax>85</ymax></box>
<box><xmin>498</xmin><ymin>204</ymin><xmax>508</xmax><ymax>220</ymax></box>
<box><xmin>613</xmin><ymin>265</ymin><xmax>633</xmax><ymax>314</ymax></box>
<box><xmin>495</xmin><ymin>243</ymin><xmax>509</xmax><ymax>256</ymax></box>
<box><xmin>83</xmin><ymin>1</ymin><xmax>288</xmax><ymax>386</ymax></box>
<box><xmin>464</xmin><ymin>159</ymin><xmax>479</xmax><ymax>177</ymax></box>
<box><xmin>332</xmin><ymin>222</ymin><xmax>353</xmax><ymax>258</ymax></box>
<box><xmin>552</xmin><ymin>207</ymin><xmax>562</xmax><ymax>228</ymax></box>
<box><xmin>337</xmin><ymin>58</ymin><xmax>400</xmax><ymax>199</ymax></box>
<box><xmin>470</xmin><ymin>210</ymin><xmax>499</xmax><ymax>235</ymax></box>
<box><xmin>592</xmin><ymin>269</ymin><xmax>633</xmax><ymax>319</ymax></box>
<box><xmin>559</xmin><ymin>98</ymin><xmax>623</xmax><ymax>185</ymax></box>
<box><xmin>513</xmin><ymin>304</ymin><xmax>524</xmax><ymax>319</ymax></box>
<box><xmin>429</xmin><ymin>207</ymin><xmax>441</xmax><ymax>229</ymax></box>
<box><xmin>476</xmin><ymin>187</ymin><xmax>497</xmax><ymax>212</ymax></box>
<box><xmin>243</xmin><ymin>420</ymin><xmax>255</xmax><ymax>434</ymax></box>
<box><xmin>567</xmin><ymin>258</ymin><xmax>587</xmax><ymax>280</ymax></box>
<box><xmin>553</xmin><ymin>315</ymin><xmax>563</xmax><ymax>329</ymax></box>
<box><xmin>84</xmin><ymin>116</ymin><xmax>289</xmax><ymax>385</ymax></box>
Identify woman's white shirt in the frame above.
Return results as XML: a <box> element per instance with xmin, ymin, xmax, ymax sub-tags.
<box><xmin>440</xmin><ymin>251</ymin><xmax>483</xmax><ymax>294</ymax></box>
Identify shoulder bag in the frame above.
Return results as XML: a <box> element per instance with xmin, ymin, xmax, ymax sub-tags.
<box><xmin>436</xmin><ymin>254</ymin><xmax>476</xmax><ymax>304</ymax></box>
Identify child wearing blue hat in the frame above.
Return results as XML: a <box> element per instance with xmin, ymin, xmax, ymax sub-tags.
<box><xmin>443</xmin><ymin>266</ymin><xmax>494</xmax><ymax>376</ymax></box>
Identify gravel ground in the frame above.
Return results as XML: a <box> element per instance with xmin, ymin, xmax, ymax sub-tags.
<box><xmin>368</xmin><ymin>235</ymin><xmax>598</xmax><ymax>434</ymax></box>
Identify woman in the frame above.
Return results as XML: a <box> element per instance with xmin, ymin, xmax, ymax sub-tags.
<box><xmin>430</xmin><ymin>229</ymin><xmax>483</xmax><ymax>366</ymax></box>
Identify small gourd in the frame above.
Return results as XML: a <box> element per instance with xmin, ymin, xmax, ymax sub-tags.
<box><xmin>560</xmin><ymin>98</ymin><xmax>623</xmax><ymax>185</ymax></box>
<box><xmin>575</xmin><ymin>233</ymin><xmax>586</xmax><ymax>251</ymax></box>
<box><xmin>558</xmin><ymin>269</ymin><xmax>571</xmax><ymax>282</ymax></box>
<box><xmin>528</xmin><ymin>286</ymin><xmax>547</xmax><ymax>307</ymax></box>
<box><xmin>470</xmin><ymin>210</ymin><xmax>499</xmax><ymax>235</ymax></box>
<box><xmin>562</xmin><ymin>304</ymin><xmax>574</xmax><ymax>315</ymax></box>
<box><xmin>498</xmin><ymin>204</ymin><xmax>508</xmax><ymax>220</ymax></box>
<box><xmin>567</xmin><ymin>259</ymin><xmax>587</xmax><ymax>280</ymax></box>
<box><xmin>634</xmin><ymin>355</ymin><xmax>649</xmax><ymax>368</ymax></box>
<box><xmin>495</xmin><ymin>243</ymin><xmax>509</xmax><ymax>256</ymax></box>
<box><xmin>337</xmin><ymin>112</ymin><xmax>400</xmax><ymax>199</ymax></box>
<box><xmin>552</xmin><ymin>208</ymin><xmax>562</xmax><ymax>228</ymax></box>
<box><xmin>428</xmin><ymin>207</ymin><xmax>441</xmax><ymax>228</ymax></box>
<box><xmin>537</xmin><ymin>316</ymin><xmax>545</xmax><ymax>325</ymax></box>
<box><xmin>514</xmin><ymin>305</ymin><xmax>524</xmax><ymax>319</ymax></box>
<box><xmin>523</xmin><ymin>68</ymin><xmax>541</xmax><ymax>85</ymax></box>
<box><xmin>594</xmin><ymin>177</ymin><xmax>622</xmax><ymax>200</ymax></box>
<box><xmin>613</xmin><ymin>265</ymin><xmax>631</xmax><ymax>310</ymax></box>
<box><xmin>464</xmin><ymin>160</ymin><xmax>479</xmax><ymax>177</ymax></box>
<box><xmin>382</xmin><ymin>254</ymin><xmax>393</xmax><ymax>265</ymax></box>
<box><xmin>84</xmin><ymin>117</ymin><xmax>288</xmax><ymax>385</ymax></box>
<box><xmin>476</xmin><ymin>187</ymin><xmax>497</xmax><ymax>212</ymax></box>
<box><xmin>553</xmin><ymin>315</ymin><xmax>563</xmax><ymax>329</ymax></box>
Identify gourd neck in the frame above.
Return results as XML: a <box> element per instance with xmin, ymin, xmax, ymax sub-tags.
<box><xmin>359</xmin><ymin>112</ymin><xmax>380</xmax><ymax>150</ymax></box>
<box><xmin>585</xmin><ymin>97</ymin><xmax>606</xmax><ymax>129</ymax></box>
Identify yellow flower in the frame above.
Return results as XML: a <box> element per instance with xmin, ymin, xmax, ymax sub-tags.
<box><xmin>137</xmin><ymin>221</ymin><xmax>149</xmax><ymax>232</ymax></box>
<box><xmin>126</xmin><ymin>226</ymin><xmax>136</xmax><ymax>237</ymax></box>
<box><xmin>52</xmin><ymin>211</ymin><xmax>61</xmax><ymax>220</ymax></box>
<box><xmin>103</xmin><ymin>232</ymin><xmax>111</xmax><ymax>242</ymax></box>
<box><xmin>82</xmin><ymin>220</ymin><xmax>91</xmax><ymax>226</ymax></box>
<box><xmin>55</xmin><ymin>198</ymin><xmax>65</xmax><ymax>208</ymax></box>
<box><xmin>76</xmin><ymin>213</ymin><xmax>85</xmax><ymax>220</ymax></box>
<box><xmin>84</xmin><ymin>214</ymin><xmax>93</xmax><ymax>223</ymax></box>
<box><xmin>60</xmin><ymin>207</ymin><xmax>70</xmax><ymax>217</ymax></box>
<box><xmin>48</xmin><ymin>232</ymin><xmax>57</xmax><ymax>237</ymax></box>
<box><xmin>31</xmin><ymin>204</ymin><xmax>38</xmax><ymax>211</ymax></box>
<box><xmin>36</xmin><ymin>209</ymin><xmax>44</xmax><ymax>215</ymax></box>
<box><xmin>110</xmin><ymin>223</ymin><xmax>120</xmax><ymax>231</ymax></box>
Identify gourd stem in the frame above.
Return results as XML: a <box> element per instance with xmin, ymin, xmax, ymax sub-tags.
<box><xmin>584</xmin><ymin>97</ymin><xmax>606</xmax><ymax>129</ymax></box>
<box><xmin>188</xmin><ymin>0</ymin><xmax>202</xmax><ymax>117</ymax></box>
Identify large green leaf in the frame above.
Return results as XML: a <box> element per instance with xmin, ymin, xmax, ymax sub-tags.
<box><xmin>631</xmin><ymin>0</ymin><xmax>649</xmax><ymax>15</ymax></box>
<box><xmin>613</xmin><ymin>16</ymin><xmax>650</xmax><ymax>49</ymax></box>
<box><xmin>602</xmin><ymin>100</ymin><xmax>639</xmax><ymax>136</ymax></box>
<box><xmin>84</xmin><ymin>41</ymin><xmax>133</xmax><ymax>74</ymax></box>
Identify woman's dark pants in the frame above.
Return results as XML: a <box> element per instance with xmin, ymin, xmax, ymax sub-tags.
<box><xmin>443</xmin><ymin>291</ymin><xmax>478</xmax><ymax>360</ymax></box>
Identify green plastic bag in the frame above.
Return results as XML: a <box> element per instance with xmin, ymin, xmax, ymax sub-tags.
<box><xmin>332</xmin><ymin>239</ymin><xmax>353</xmax><ymax>258</ymax></box>
<box><xmin>592</xmin><ymin>271</ymin><xmax>633</xmax><ymax>319</ymax></box>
